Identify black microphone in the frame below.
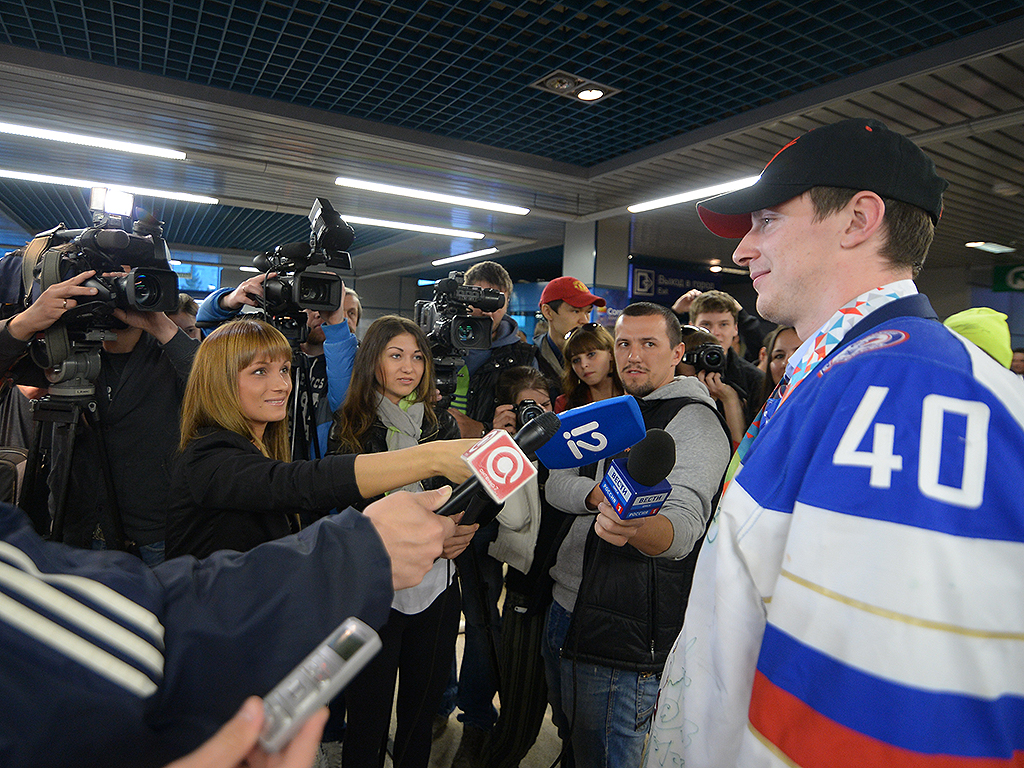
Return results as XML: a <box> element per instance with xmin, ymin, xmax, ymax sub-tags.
<box><xmin>437</xmin><ymin>411</ymin><xmax>560</xmax><ymax>523</ymax></box>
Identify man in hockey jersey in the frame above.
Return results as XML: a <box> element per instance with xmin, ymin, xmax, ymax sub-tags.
<box><xmin>645</xmin><ymin>118</ymin><xmax>1024</xmax><ymax>767</ymax></box>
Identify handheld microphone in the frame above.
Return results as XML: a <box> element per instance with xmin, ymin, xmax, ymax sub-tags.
<box><xmin>437</xmin><ymin>411</ymin><xmax>560</xmax><ymax>523</ymax></box>
<box><xmin>534</xmin><ymin>395</ymin><xmax>646</xmax><ymax>470</ymax></box>
<box><xmin>599</xmin><ymin>428</ymin><xmax>676</xmax><ymax>519</ymax></box>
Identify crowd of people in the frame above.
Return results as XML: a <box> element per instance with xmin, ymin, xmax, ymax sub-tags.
<box><xmin>2</xmin><ymin>117</ymin><xmax>1024</xmax><ymax>768</ymax></box>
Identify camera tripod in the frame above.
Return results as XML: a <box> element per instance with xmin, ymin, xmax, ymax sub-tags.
<box><xmin>21</xmin><ymin>344</ymin><xmax>131</xmax><ymax>551</ymax></box>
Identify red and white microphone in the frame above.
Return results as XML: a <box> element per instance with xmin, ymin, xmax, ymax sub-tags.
<box><xmin>436</xmin><ymin>411</ymin><xmax>560</xmax><ymax>523</ymax></box>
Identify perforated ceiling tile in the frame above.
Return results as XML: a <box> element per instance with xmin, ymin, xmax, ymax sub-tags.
<box><xmin>0</xmin><ymin>0</ymin><xmax>1019</xmax><ymax>167</ymax></box>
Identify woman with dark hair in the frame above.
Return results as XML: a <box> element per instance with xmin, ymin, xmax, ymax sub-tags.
<box><xmin>751</xmin><ymin>325</ymin><xmax>800</xmax><ymax>415</ymax></box>
<box><xmin>556</xmin><ymin>323</ymin><xmax>623</xmax><ymax>412</ymax></box>
<box><xmin>330</xmin><ymin>315</ymin><xmax>477</xmax><ymax>768</ymax></box>
<box><xmin>165</xmin><ymin>317</ymin><xmax>475</xmax><ymax>560</ymax></box>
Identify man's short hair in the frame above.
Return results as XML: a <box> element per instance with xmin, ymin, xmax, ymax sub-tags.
<box><xmin>690</xmin><ymin>290</ymin><xmax>740</xmax><ymax>323</ymax></box>
<box><xmin>807</xmin><ymin>187</ymin><xmax>935</xmax><ymax>277</ymax></box>
<box><xmin>619</xmin><ymin>302</ymin><xmax>682</xmax><ymax>348</ymax></box>
<box><xmin>177</xmin><ymin>293</ymin><xmax>199</xmax><ymax>317</ymax></box>
<box><xmin>680</xmin><ymin>325</ymin><xmax>719</xmax><ymax>352</ymax></box>
<box><xmin>464</xmin><ymin>260</ymin><xmax>513</xmax><ymax>297</ymax></box>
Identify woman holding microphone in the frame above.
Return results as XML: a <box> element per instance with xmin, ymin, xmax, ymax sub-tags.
<box><xmin>165</xmin><ymin>316</ymin><xmax>475</xmax><ymax>559</ymax></box>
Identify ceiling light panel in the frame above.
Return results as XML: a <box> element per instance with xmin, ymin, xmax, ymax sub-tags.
<box><xmin>0</xmin><ymin>121</ymin><xmax>186</xmax><ymax>159</ymax></box>
<box><xmin>529</xmin><ymin>70</ymin><xmax>621</xmax><ymax>104</ymax></box>
<box><xmin>336</xmin><ymin>177</ymin><xmax>529</xmax><ymax>215</ymax></box>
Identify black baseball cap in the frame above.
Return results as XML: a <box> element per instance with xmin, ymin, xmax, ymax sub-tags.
<box><xmin>697</xmin><ymin>118</ymin><xmax>949</xmax><ymax>238</ymax></box>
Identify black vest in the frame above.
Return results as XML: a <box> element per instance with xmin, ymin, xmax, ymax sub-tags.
<box><xmin>563</xmin><ymin>395</ymin><xmax>727</xmax><ymax>673</ymax></box>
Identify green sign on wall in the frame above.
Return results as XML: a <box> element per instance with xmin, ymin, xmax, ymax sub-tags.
<box><xmin>992</xmin><ymin>265</ymin><xmax>1024</xmax><ymax>292</ymax></box>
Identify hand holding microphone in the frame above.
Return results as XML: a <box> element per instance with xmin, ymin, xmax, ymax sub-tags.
<box><xmin>593</xmin><ymin>429</ymin><xmax>677</xmax><ymax>550</ymax></box>
<box><xmin>436</xmin><ymin>410</ymin><xmax>561</xmax><ymax>524</ymax></box>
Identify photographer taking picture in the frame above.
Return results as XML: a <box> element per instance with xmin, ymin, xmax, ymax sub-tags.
<box><xmin>0</xmin><ymin>261</ymin><xmax>198</xmax><ymax>564</ymax></box>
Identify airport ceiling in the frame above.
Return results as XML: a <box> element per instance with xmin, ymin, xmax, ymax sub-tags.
<box><xmin>0</xmin><ymin>1</ymin><xmax>1023</xmax><ymax>288</ymax></box>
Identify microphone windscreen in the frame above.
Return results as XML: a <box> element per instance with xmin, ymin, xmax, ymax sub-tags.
<box><xmin>625</xmin><ymin>428</ymin><xmax>675</xmax><ymax>487</ymax></box>
<box><xmin>514</xmin><ymin>410</ymin><xmax>560</xmax><ymax>452</ymax></box>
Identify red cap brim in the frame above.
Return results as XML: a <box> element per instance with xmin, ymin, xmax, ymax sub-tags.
<box><xmin>697</xmin><ymin>205</ymin><xmax>753</xmax><ymax>239</ymax></box>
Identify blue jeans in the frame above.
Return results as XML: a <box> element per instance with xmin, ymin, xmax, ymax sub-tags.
<box><xmin>454</xmin><ymin>519</ymin><xmax>503</xmax><ymax>731</ymax></box>
<box><xmin>547</xmin><ymin>600</ymin><xmax>659</xmax><ymax>767</ymax></box>
<box><xmin>542</xmin><ymin>600</ymin><xmax>573</xmax><ymax>742</ymax></box>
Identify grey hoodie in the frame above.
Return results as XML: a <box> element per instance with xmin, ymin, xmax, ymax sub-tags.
<box><xmin>546</xmin><ymin>376</ymin><xmax>731</xmax><ymax>612</ymax></box>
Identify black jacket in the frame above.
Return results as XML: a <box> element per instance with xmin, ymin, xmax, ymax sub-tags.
<box><xmin>463</xmin><ymin>339</ymin><xmax>536</xmax><ymax>425</ymax></box>
<box><xmin>341</xmin><ymin>406</ymin><xmax>461</xmax><ymax>508</ymax></box>
<box><xmin>563</xmin><ymin>395</ymin><xmax>727</xmax><ymax>673</ymax></box>
<box><xmin>0</xmin><ymin>320</ymin><xmax>198</xmax><ymax>547</ymax></box>
<box><xmin>165</xmin><ymin>428</ymin><xmax>360</xmax><ymax>559</ymax></box>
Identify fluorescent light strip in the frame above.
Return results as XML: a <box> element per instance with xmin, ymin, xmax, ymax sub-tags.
<box><xmin>0</xmin><ymin>169</ymin><xmax>218</xmax><ymax>205</ymax></box>
<box><xmin>343</xmin><ymin>214</ymin><xmax>485</xmax><ymax>240</ymax></box>
<box><xmin>0</xmin><ymin>121</ymin><xmax>186</xmax><ymax>160</ymax></box>
<box><xmin>628</xmin><ymin>175</ymin><xmax>761</xmax><ymax>214</ymax></box>
<box><xmin>432</xmin><ymin>247</ymin><xmax>499</xmax><ymax>266</ymax></box>
<box><xmin>336</xmin><ymin>177</ymin><xmax>529</xmax><ymax>216</ymax></box>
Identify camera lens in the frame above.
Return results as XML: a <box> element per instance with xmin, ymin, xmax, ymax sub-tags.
<box><xmin>456</xmin><ymin>321</ymin><xmax>478</xmax><ymax>346</ymax></box>
<box><xmin>300</xmin><ymin>282</ymin><xmax>329</xmax><ymax>303</ymax></box>
<box><xmin>705</xmin><ymin>349</ymin><xmax>723</xmax><ymax>367</ymax></box>
<box><xmin>132</xmin><ymin>273</ymin><xmax>162</xmax><ymax>308</ymax></box>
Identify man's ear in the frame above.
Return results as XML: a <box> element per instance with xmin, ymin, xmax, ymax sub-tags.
<box><xmin>670</xmin><ymin>342</ymin><xmax>685</xmax><ymax>368</ymax></box>
<box><xmin>841</xmin><ymin>191</ymin><xmax>886</xmax><ymax>248</ymax></box>
<box><xmin>539</xmin><ymin>303</ymin><xmax>554</xmax><ymax>322</ymax></box>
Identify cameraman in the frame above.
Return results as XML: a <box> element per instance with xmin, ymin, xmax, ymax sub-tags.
<box><xmin>196</xmin><ymin>271</ymin><xmax>358</xmax><ymax>461</ymax></box>
<box><xmin>443</xmin><ymin>260</ymin><xmax>536</xmax><ymax>765</ymax></box>
<box><xmin>0</xmin><ymin>267</ymin><xmax>199</xmax><ymax>564</ymax></box>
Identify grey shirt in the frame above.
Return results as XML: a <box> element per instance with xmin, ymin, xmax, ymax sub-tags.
<box><xmin>546</xmin><ymin>376</ymin><xmax>731</xmax><ymax>612</ymax></box>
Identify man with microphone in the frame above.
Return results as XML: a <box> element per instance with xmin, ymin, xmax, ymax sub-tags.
<box><xmin>543</xmin><ymin>301</ymin><xmax>732</xmax><ymax>767</ymax></box>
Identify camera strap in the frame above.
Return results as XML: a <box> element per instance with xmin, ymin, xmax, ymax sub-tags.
<box><xmin>19</xmin><ymin>225</ymin><xmax>61</xmax><ymax>307</ymax></box>
<box><xmin>36</xmin><ymin>243</ymin><xmax>75</xmax><ymax>369</ymax></box>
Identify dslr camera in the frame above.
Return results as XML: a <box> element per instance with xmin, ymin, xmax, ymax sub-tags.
<box><xmin>414</xmin><ymin>271</ymin><xmax>505</xmax><ymax>405</ymax></box>
<box><xmin>250</xmin><ymin>198</ymin><xmax>354</xmax><ymax>339</ymax></box>
<box><xmin>514</xmin><ymin>399</ymin><xmax>545</xmax><ymax>430</ymax></box>
<box><xmin>682</xmin><ymin>342</ymin><xmax>727</xmax><ymax>375</ymax></box>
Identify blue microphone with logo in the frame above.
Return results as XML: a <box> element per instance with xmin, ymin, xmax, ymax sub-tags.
<box><xmin>599</xmin><ymin>429</ymin><xmax>675</xmax><ymax>519</ymax></box>
<box><xmin>534</xmin><ymin>395</ymin><xmax>646</xmax><ymax>470</ymax></box>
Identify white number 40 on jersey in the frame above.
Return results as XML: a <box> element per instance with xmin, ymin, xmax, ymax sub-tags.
<box><xmin>832</xmin><ymin>385</ymin><xmax>989</xmax><ymax>508</ymax></box>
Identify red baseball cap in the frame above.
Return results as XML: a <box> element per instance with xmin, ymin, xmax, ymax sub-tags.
<box><xmin>540</xmin><ymin>276</ymin><xmax>605</xmax><ymax>308</ymax></box>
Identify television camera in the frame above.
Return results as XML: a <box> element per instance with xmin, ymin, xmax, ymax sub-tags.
<box><xmin>19</xmin><ymin>202</ymin><xmax>178</xmax><ymax>399</ymax></box>
<box><xmin>414</xmin><ymin>271</ymin><xmax>505</xmax><ymax>406</ymax></box>
<box><xmin>249</xmin><ymin>198</ymin><xmax>354</xmax><ymax>342</ymax></box>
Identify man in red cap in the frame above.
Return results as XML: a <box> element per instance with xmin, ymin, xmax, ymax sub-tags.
<box><xmin>535</xmin><ymin>276</ymin><xmax>605</xmax><ymax>394</ymax></box>
<box><xmin>644</xmin><ymin>118</ymin><xmax>1024</xmax><ymax>767</ymax></box>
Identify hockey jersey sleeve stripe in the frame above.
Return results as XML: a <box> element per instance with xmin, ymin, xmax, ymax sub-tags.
<box><xmin>754</xmin><ymin>624</ymin><xmax>1024</xmax><ymax>759</ymax></box>
<box><xmin>0</xmin><ymin>540</ymin><xmax>164</xmax><ymax>645</ymax></box>
<box><xmin>749</xmin><ymin>669</ymin><xmax>1022</xmax><ymax>768</ymax></box>
<box><xmin>0</xmin><ymin>591</ymin><xmax>159</xmax><ymax>698</ymax></box>
<box><xmin>0</xmin><ymin>559</ymin><xmax>164</xmax><ymax>676</ymax></box>
<box><xmin>772</xmin><ymin>568</ymin><xmax>1024</xmax><ymax>701</ymax></box>
<box><xmin>783</xmin><ymin>503</ymin><xmax>1024</xmax><ymax>634</ymax></box>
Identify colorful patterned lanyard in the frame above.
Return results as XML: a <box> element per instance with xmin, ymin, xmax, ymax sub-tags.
<box><xmin>724</xmin><ymin>283</ymin><xmax>915</xmax><ymax>485</ymax></box>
